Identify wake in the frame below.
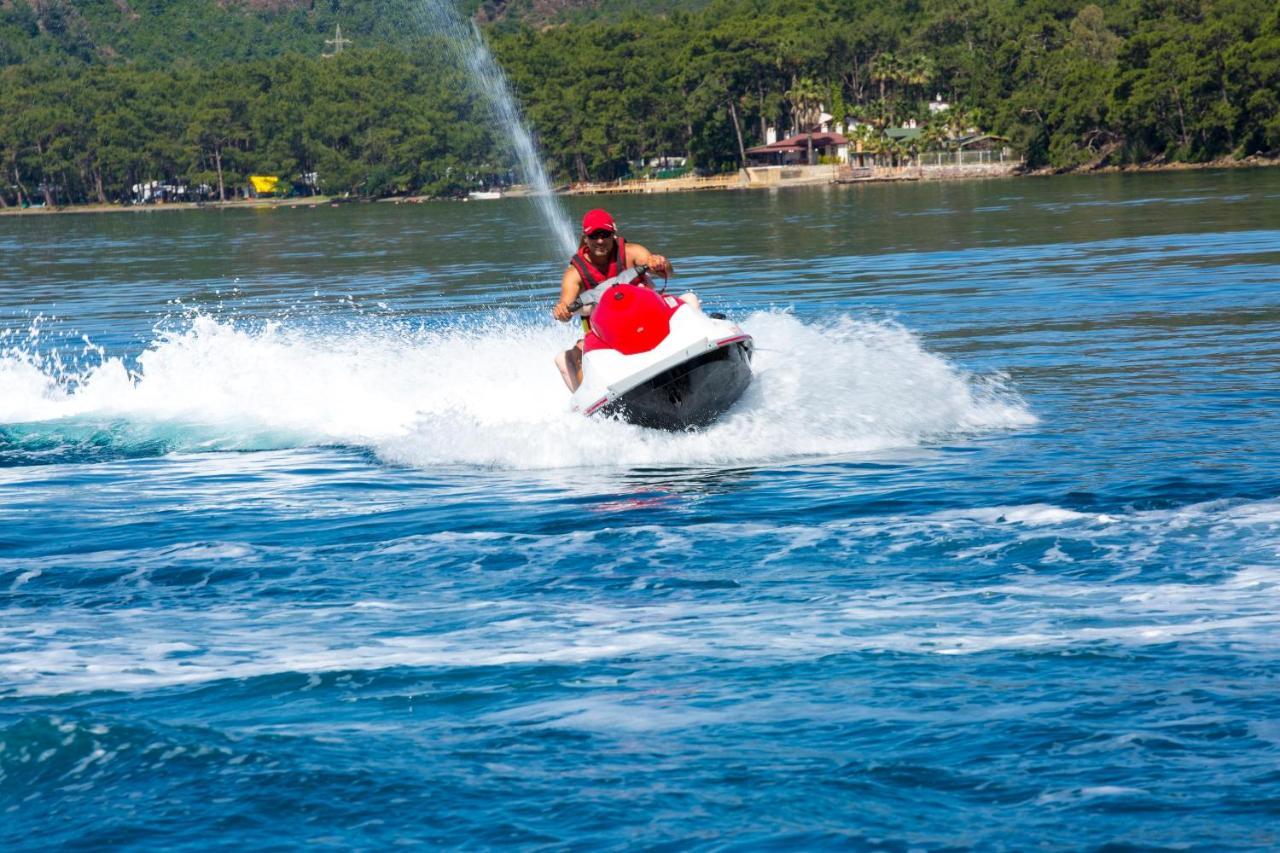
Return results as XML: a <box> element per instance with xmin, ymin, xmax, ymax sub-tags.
<box><xmin>0</xmin><ymin>311</ymin><xmax>1034</xmax><ymax>468</ymax></box>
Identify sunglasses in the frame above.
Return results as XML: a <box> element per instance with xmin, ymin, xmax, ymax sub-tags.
<box><xmin>586</xmin><ymin>230</ymin><xmax>615</xmax><ymax>240</ymax></box>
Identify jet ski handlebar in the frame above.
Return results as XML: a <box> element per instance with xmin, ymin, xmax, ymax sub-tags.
<box><xmin>567</xmin><ymin>264</ymin><xmax>650</xmax><ymax>314</ymax></box>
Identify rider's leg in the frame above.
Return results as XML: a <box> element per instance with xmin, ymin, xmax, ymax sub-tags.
<box><xmin>554</xmin><ymin>342</ymin><xmax>583</xmax><ymax>391</ymax></box>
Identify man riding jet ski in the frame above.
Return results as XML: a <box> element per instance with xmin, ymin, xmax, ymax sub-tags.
<box><xmin>552</xmin><ymin>208</ymin><xmax>680</xmax><ymax>389</ymax></box>
<box><xmin>552</xmin><ymin>209</ymin><xmax>753</xmax><ymax>430</ymax></box>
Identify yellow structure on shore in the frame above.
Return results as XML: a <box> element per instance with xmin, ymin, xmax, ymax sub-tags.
<box><xmin>249</xmin><ymin>175</ymin><xmax>280</xmax><ymax>196</ymax></box>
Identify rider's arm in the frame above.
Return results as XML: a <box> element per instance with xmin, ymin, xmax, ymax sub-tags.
<box><xmin>625</xmin><ymin>243</ymin><xmax>673</xmax><ymax>280</ymax></box>
<box><xmin>553</xmin><ymin>266</ymin><xmax>583</xmax><ymax>322</ymax></box>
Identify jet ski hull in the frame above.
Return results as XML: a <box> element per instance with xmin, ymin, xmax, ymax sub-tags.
<box><xmin>600</xmin><ymin>341</ymin><xmax>752</xmax><ymax>430</ymax></box>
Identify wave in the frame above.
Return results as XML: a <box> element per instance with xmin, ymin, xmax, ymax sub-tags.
<box><xmin>5</xmin><ymin>497</ymin><xmax>1279</xmax><ymax>699</ymax></box>
<box><xmin>0</xmin><ymin>310</ymin><xmax>1033</xmax><ymax>468</ymax></box>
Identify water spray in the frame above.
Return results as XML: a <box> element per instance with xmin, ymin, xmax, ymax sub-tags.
<box><xmin>411</xmin><ymin>0</ymin><xmax>577</xmax><ymax>259</ymax></box>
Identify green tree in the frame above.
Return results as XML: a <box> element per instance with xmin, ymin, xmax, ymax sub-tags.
<box><xmin>785</xmin><ymin>76</ymin><xmax>823</xmax><ymax>164</ymax></box>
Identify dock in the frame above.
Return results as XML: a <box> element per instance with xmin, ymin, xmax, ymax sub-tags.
<box><xmin>567</xmin><ymin>161</ymin><xmax>1022</xmax><ymax>196</ymax></box>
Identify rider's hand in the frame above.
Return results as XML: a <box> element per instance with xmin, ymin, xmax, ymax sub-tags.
<box><xmin>552</xmin><ymin>302</ymin><xmax>572</xmax><ymax>322</ymax></box>
<box><xmin>648</xmin><ymin>255</ymin><xmax>670</xmax><ymax>279</ymax></box>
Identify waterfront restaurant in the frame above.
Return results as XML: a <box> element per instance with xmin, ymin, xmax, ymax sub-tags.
<box><xmin>745</xmin><ymin>131</ymin><xmax>850</xmax><ymax>166</ymax></box>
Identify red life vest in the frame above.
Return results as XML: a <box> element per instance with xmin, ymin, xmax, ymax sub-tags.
<box><xmin>568</xmin><ymin>236</ymin><xmax>627</xmax><ymax>291</ymax></box>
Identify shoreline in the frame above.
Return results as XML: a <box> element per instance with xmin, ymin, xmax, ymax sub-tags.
<box><xmin>3</xmin><ymin>156</ymin><xmax>1278</xmax><ymax>218</ymax></box>
<box><xmin>0</xmin><ymin>195</ymin><xmax>346</xmax><ymax>218</ymax></box>
<box><xmin>1026</xmin><ymin>152</ymin><xmax>1280</xmax><ymax>178</ymax></box>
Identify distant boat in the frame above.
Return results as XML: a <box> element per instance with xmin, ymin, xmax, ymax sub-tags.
<box><xmin>468</xmin><ymin>190</ymin><xmax>502</xmax><ymax>200</ymax></box>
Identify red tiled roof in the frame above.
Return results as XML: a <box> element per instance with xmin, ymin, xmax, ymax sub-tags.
<box><xmin>746</xmin><ymin>144</ymin><xmax>804</xmax><ymax>154</ymax></box>
<box><xmin>745</xmin><ymin>131</ymin><xmax>849</xmax><ymax>154</ymax></box>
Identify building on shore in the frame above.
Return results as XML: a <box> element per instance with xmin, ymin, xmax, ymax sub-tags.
<box><xmin>745</xmin><ymin>132</ymin><xmax>850</xmax><ymax>167</ymax></box>
<box><xmin>570</xmin><ymin>114</ymin><xmax>1022</xmax><ymax>195</ymax></box>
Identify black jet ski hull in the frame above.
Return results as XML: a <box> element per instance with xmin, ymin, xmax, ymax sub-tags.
<box><xmin>600</xmin><ymin>342</ymin><xmax>753</xmax><ymax>431</ymax></box>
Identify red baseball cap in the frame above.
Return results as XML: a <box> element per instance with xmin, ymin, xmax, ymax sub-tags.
<box><xmin>581</xmin><ymin>209</ymin><xmax>616</xmax><ymax>234</ymax></box>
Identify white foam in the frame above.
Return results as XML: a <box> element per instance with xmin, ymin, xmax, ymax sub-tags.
<box><xmin>0</xmin><ymin>354</ymin><xmax>63</xmax><ymax>414</ymax></box>
<box><xmin>7</xmin><ymin>546</ymin><xmax>1280</xmax><ymax>699</ymax></box>
<box><xmin>480</xmin><ymin>696</ymin><xmax>725</xmax><ymax>733</ymax></box>
<box><xmin>930</xmin><ymin>504</ymin><xmax>1112</xmax><ymax>526</ymax></box>
<box><xmin>1</xmin><ymin>310</ymin><xmax>1033</xmax><ymax>468</ymax></box>
<box><xmin>1219</xmin><ymin>502</ymin><xmax>1280</xmax><ymax>525</ymax></box>
<box><xmin>1036</xmin><ymin>786</ymin><xmax>1149</xmax><ymax>805</ymax></box>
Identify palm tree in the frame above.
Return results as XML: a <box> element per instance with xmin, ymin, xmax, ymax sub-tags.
<box><xmin>943</xmin><ymin>104</ymin><xmax>982</xmax><ymax>143</ymax></box>
<box><xmin>785</xmin><ymin>76</ymin><xmax>823</xmax><ymax>165</ymax></box>
<box><xmin>884</xmin><ymin>136</ymin><xmax>911</xmax><ymax>168</ymax></box>
<box><xmin>869</xmin><ymin>52</ymin><xmax>898</xmax><ymax>102</ymax></box>
<box><xmin>851</xmin><ymin>123</ymin><xmax>886</xmax><ymax>167</ymax></box>
<box><xmin>865</xmin><ymin>98</ymin><xmax>891</xmax><ymax>131</ymax></box>
<box><xmin>924</xmin><ymin>115</ymin><xmax>952</xmax><ymax>155</ymax></box>
<box><xmin>869</xmin><ymin>53</ymin><xmax>907</xmax><ymax>126</ymax></box>
<box><xmin>903</xmin><ymin>54</ymin><xmax>935</xmax><ymax>106</ymax></box>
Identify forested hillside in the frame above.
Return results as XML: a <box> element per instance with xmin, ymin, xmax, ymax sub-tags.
<box><xmin>1</xmin><ymin>0</ymin><xmax>1277</xmax><ymax>207</ymax></box>
<box><xmin>0</xmin><ymin>0</ymin><xmax>682</xmax><ymax>66</ymax></box>
<box><xmin>0</xmin><ymin>0</ymin><xmax>431</xmax><ymax>67</ymax></box>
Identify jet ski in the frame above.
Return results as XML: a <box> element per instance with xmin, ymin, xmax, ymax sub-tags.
<box><xmin>566</xmin><ymin>265</ymin><xmax>753</xmax><ymax>430</ymax></box>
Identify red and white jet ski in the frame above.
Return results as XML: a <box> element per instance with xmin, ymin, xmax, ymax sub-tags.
<box><xmin>566</xmin><ymin>265</ymin><xmax>754</xmax><ymax>430</ymax></box>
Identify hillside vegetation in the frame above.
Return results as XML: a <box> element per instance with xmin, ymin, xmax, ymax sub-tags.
<box><xmin>1</xmin><ymin>0</ymin><xmax>1277</xmax><ymax>206</ymax></box>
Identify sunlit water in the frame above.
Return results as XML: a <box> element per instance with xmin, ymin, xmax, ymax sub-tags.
<box><xmin>3</xmin><ymin>171</ymin><xmax>1280</xmax><ymax>848</ymax></box>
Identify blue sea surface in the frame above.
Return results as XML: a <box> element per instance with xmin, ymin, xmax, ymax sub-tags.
<box><xmin>3</xmin><ymin>171</ymin><xmax>1280</xmax><ymax>849</ymax></box>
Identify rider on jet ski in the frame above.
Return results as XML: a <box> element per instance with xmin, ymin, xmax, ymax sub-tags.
<box><xmin>552</xmin><ymin>208</ymin><xmax>694</xmax><ymax>391</ymax></box>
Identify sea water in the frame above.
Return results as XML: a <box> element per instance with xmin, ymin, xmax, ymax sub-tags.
<box><xmin>3</xmin><ymin>171</ymin><xmax>1280</xmax><ymax>848</ymax></box>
